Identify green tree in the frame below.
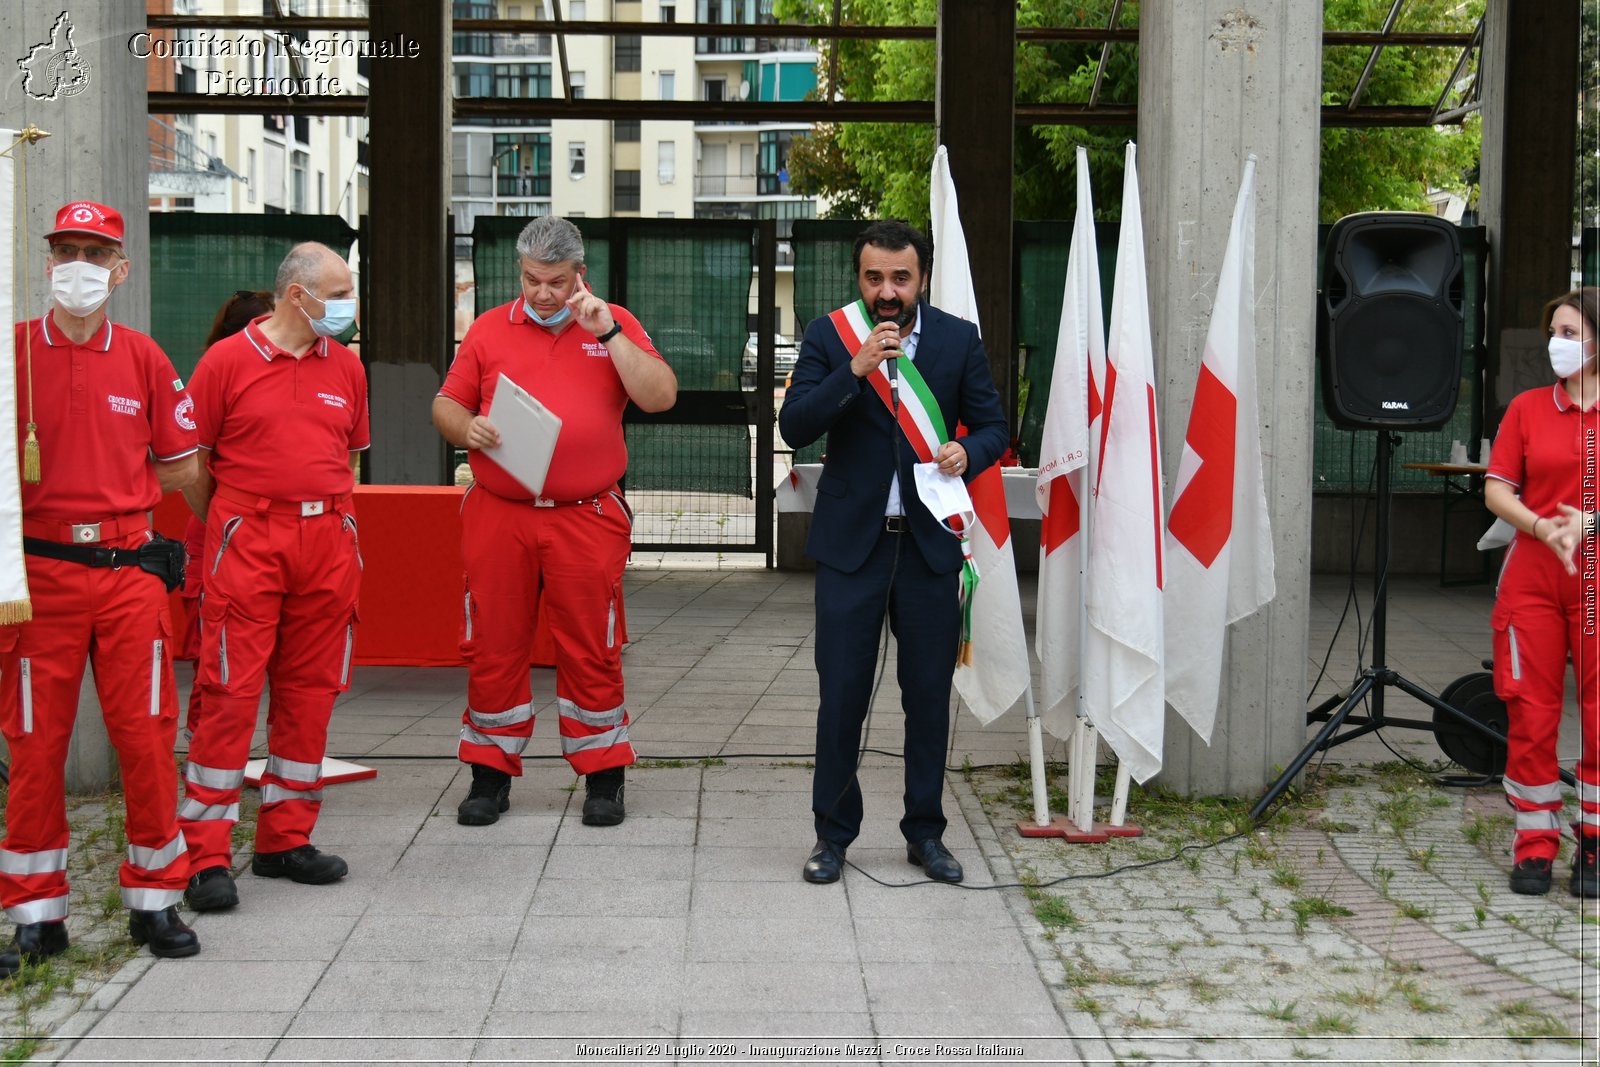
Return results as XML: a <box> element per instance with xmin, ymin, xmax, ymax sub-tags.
<box><xmin>1318</xmin><ymin>0</ymin><xmax>1482</xmax><ymax>221</ymax></box>
<box><xmin>775</xmin><ymin>0</ymin><xmax>1135</xmax><ymax>226</ymax></box>
<box><xmin>775</xmin><ymin>0</ymin><xmax>1482</xmax><ymax>223</ymax></box>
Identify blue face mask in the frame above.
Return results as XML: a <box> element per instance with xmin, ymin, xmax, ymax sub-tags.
<box><xmin>525</xmin><ymin>300</ymin><xmax>572</xmax><ymax>328</ymax></box>
<box><xmin>301</xmin><ymin>287</ymin><xmax>358</xmax><ymax>338</ymax></box>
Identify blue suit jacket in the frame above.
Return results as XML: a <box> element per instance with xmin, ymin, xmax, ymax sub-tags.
<box><xmin>779</xmin><ymin>301</ymin><xmax>1009</xmax><ymax>575</ymax></box>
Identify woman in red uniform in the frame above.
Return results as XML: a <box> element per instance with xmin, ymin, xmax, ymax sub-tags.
<box><xmin>177</xmin><ymin>290</ymin><xmax>274</xmax><ymax>737</ymax></box>
<box><xmin>1484</xmin><ymin>287</ymin><xmax>1600</xmax><ymax>897</ymax></box>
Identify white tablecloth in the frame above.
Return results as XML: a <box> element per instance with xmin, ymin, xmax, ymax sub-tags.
<box><xmin>777</xmin><ymin>464</ymin><xmax>1043</xmax><ymax>520</ymax></box>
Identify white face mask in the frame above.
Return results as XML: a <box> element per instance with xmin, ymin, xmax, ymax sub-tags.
<box><xmin>1548</xmin><ymin>335</ymin><xmax>1592</xmax><ymax>379</ymax></box>
<box><xmin>51</xmin><ymin>260</ymin><xmax>113</xmax><ymax>317</ymax></box>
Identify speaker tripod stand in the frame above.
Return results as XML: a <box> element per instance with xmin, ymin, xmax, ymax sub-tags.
<box><xmin>1249</xmin><ymin>430</ymin><xmax>1570</xmax><ymax>821</ymax></box>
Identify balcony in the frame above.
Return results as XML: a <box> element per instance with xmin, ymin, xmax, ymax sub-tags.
<box><xmin>694</xmin><ymin>172</ymin><xmax>758</xmax><ymax>197</ymax></box>
<box><xmin>498</xmin><ymin>173</ymin><xmax>551</xmax><ymax>197</ymax></box>
<box><xmin>453</xmin><ymin>32</ymin><xmax>553</xmax><ymax>59</ymax></box>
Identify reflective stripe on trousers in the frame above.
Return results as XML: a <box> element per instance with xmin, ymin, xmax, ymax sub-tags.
<box><xmin>0</xmin><ymin>849</ymin><xmax>67</xmax><ymax>877</ymax></box>
<box><xmin>7</xmin><ymin>896</ymin><xmax>67</xmax><ymax>925</ymax></box>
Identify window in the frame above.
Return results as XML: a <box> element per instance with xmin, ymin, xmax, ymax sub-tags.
<box><xmin>570</xmin><ymin>0</ymin><xmax>586</xmax><ymax>16</ymax></box>
<box><xmin>704</xmin><ymin>77</ymin><xmax>725</xmax><ymax>102</ymax></box>
<box><xmin>739</xmin><ymin>142</ymin><xmax>754</xmax><ymax>177</ymax></box>
<box><xmin>660</xmin><ymin>1</ymin><xmax>676</xmax><ymax>21</ymax></box>
<box><xmin>569</xmin><ymin>142</ymin><xmax>586</xmax><ymax>178</ymax></box>
<box><xmin>659</xmin><ymin>71</ymin><xmax>675</xmax><ymax>100</ymax></box>
<box><xmin>615</xmin><ymin>119</ymin><xmax>640</xmax><ymax>143</ymax></box>
<box><xmin>247</xmin><ymin>149</ymin><xmax>257</xmax><ymax>204</ymax></box>
<box><xmin>758</xmin><ymin>129</ymin><xmax>795</xmax><ymax>194</ymax></box>
<box><xmin>614</xmin><ymin>169</ymin><xmax>640</xmax><ymax>211</ymax></box>
<box><xmin>615</xmin><ymin>35</ymin><xmax>641</xmax><ymax>72</ymax></box>
<box><xmin>290</xmin><ymin>151</ymin><xmax>309</xmax><ymax>213</ymax></box>
<box><xmin>569</xmin><ymin>70</ymin><xmax>585</xmax><ymax>99</ymax></box>
<box><xmin>318</xmin><ymin>170</ymin><xmax>326</xmax><ymax>214</ymax></box>
<box><xmin>657</xmin><ymin>141</ymin><xmax>675</xmax><ymax>183</ymax></box>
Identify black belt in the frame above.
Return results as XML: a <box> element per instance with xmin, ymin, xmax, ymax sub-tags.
<box><xmin>884</xmin><ymin>515</ymin><xmax>908</xmax><ymax>533</ymax></box>
<box><xmin>22</xmin><ymin>533</ymin><xmax>187</xmax><ymax>593</ymax></box>
<box><xmin>23</xmin><ymin>537</ymin><xmax>143</xmax><ymax>569</ymax></box>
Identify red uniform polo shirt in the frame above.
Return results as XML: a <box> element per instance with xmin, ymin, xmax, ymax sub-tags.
<box><xmin>1487</xmin><ymin>382</ymin><xmax>1600</xmax><ymax>516</ymax></box>
<box><xmin>13</xmin><ymin>312</ymin><xmax>198</xmax><ymax>522</ymax></box>
<box><xmin>439</xmin><ymin>300</ymin><xmax>664</xmax><ymax>501</ymax></box>
<box><xmin>188</xmin><ymin>316</ymin><xmax>370</xmax><ymax>499</ymax></box>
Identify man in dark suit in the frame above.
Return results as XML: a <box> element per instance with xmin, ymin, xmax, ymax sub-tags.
<box><xmin>780</xmin><ymin>220</ymin><xmax>1009</xmax><ymax>885</ymax></box>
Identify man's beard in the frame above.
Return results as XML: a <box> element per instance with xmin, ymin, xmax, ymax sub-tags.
<box><xmin>872</xmin><ymin>300</ymin><xmax>916</xmax><ymax>328</ymax></box>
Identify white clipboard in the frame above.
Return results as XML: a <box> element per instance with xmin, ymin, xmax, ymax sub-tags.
<box><xmin>483</xmin><ymin>373</ymin><xmax>563</xmax><ymax>496</ymax></box>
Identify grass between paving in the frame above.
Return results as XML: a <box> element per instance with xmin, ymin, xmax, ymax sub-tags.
<box><xmin>0</xmin><ymin>764</ymin><xmax>260</xmax><ymax>1061</ymax></box>
<box><xmin>968</xmin><ymin>756</ymin><xmax>1587</xmax><ymax>1051</ymax></box>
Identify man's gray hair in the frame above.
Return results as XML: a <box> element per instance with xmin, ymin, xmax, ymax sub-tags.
<box><xmin>275</xmin><ymin>242</ymin><xmax>336</xmax><ymax>298</ymax></box>
<box><xmin>516</xmin><ymin>215</ymin><xmax>586</xmax><ymax>267</ymax></box>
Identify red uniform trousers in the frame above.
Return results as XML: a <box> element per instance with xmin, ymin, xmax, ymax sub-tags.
<box><xmin>177</xmin><ymin>513</ymin><xmax>207</xmax><ymax>736</ymax></box>
<box><xmin>0</xmin><ymin>520</ymin><xmax>189</xmax><ymax>921</ymax></box>
<box><xmin>1492</xmin><ymin>533</ymin><xmax>1600</xmax><ymax>863</ymax></box>
<box><xmin>179</xmin><ymin>489</ymin><xmax>361</xmax><ymax>871</ymax></box>
<box><xmin>456</xmin><ymin>485</ymin><xmax>635</xmax><ymax>777</ymax></box>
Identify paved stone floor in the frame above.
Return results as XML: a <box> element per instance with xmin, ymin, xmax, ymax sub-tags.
<box><xmin>2</xmin><ymin>565</ymin><xmax>1595</xmax><ymax>1064</ymax></box>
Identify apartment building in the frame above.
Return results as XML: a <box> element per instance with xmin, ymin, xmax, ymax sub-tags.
<box><xmin>145</xmin><ymin>0</ymin><xmax>369</xmax><ymax>225</ymax></box>
<box><xmin>450</xmin><ymin>0</ymin><xmax>819</xmax><ymax>337</ymax></box>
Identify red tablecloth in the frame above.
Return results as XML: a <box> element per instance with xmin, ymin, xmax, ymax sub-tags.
<box><xmin>154</xmin><ymin>485</ymin><xmax>622</xmax><ymax>667</ymax></box>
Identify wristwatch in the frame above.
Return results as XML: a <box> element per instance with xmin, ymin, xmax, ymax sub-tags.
<box><xmin>596</xmin><ymin>322</ymin><xmax>623</xmax><ymax>344</ymax></box>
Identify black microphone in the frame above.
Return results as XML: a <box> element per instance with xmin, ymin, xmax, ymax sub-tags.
<box><xmin>884</xmin><ymin>339</ymin><xmax>899</xmax><ymax>413</ymax></box>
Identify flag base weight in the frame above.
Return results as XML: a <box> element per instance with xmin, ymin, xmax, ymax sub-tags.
<box><xmin>1015</xmin><ymin>816</ymin><xmax>1110</xmax><ymax>842</ymax></box>
<box><xmin>244</xmin><ymin>757</ymin><xmax>377</xmax><ymax>788</ymax></box>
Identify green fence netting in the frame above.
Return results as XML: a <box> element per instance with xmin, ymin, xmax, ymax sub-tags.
<box><xmin>1583</xmin><ymin>228</ymin><xmax>1599</xmax><ymax>287</ymax></box>
<box><xmin>470</xmin><ymin>216</ymin><xmax>755</xmax><ymax>512</ymax></box>
<box><xmin>150</xmin><ymin>213</ymin><xmax>358</xmax><ymax>379</ymax></box>
<box><xmin>1014</xmin><ymin>220</ymin><xmax>1119</xmax><ymax>469</ymax></box>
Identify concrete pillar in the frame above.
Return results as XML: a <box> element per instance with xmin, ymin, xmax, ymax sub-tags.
<box><xmin>3</xmin><ymin>2</ymin><xmax>150</xmax><ymax>330</ymax></box>
<box><xmin>1478</xmin><ymin>0</ymin><xmax>1579</xmax><ymax>414</ymax></box>
<box><xmin>1138</xmin><ymin>2</ymin><xmax>1321</xmax><ymax>796</ymax></box>
<box><xmin>2</xmin><ymin>1</ymin><xmax>150</xmax><ymax>792</ymax></box>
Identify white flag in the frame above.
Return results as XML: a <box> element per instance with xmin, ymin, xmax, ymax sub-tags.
<box><xmin>1164</xmin><ymin>156</ymin><xmax>1276</xmax><ymax>742</ymax></box>
<box><xmin>1035</xmin><ymin>147</ymin><xmax>1102</xmax><ymax>739</ymax></box>
<box><xmin>1081</xmin><ymin>142</ymin><xmax>1165</xmax><ymax>783</ymax></box>
<box><xmin>0</xmin><ymin>133</ymin><xmax>28</xmax><ymax>624</ymax></box>
<box><xmin>931</xmin><ymin>146</ymin><xmax>1030</xmax><ymax>723</ymax></box>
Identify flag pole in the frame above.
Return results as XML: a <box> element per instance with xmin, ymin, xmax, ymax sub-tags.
<box><xmin>1023</xmin><ymin>683</ymin><xmax>1050</xmax><ymax>828</ymax></box>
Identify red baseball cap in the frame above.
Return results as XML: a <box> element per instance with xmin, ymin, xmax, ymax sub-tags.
<box><xmin>44</xmin><ymin>201</ymin><xmax>124</xmax><ymax>244</ymax></box>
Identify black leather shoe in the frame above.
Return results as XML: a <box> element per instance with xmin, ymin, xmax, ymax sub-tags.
<box><xmin>907</xmin><ymin>838</ymin><xmax>964</xmax><ymax>883</ymax></box>
<box><xmin>457</xmin><ymin>765</ymin><xmax>512</xmax><ymax>826</ymax></box>
<box><xmin>1509</xmin><ymin>856</ymin><xmax>1552</xmax><ymax>895</ymax></box>
<box><xmin>184</xmin><ymin>866</ymin><xmax>238</xmax><ymax>912</ymax></box>
<box><xmin>250</xmin><ymin>844</ymin><xmax>348</xmax><ymax>884</ymax></box>
<box><xmin>0</xmin><ymin>921</ymin><xmax>69</xmax><ymax>978</ymax></box>
<box><xmin>128</xmin><ymin>906</ymin><xmax>200</xmax><ymax>959</ymax></box>
<box><xmin>803</xmin><ymin>840</ymin><xmax>845</xmax><ymax>884</ymax></box>
<box><xmin>1570</xmin><ymin>832</ymin><xmax>1599</xmax><ymax>898</ymax></box>
<box><xmin>582</xmin><ymin>766</ymin><xmax>626</xmax><ymax>826</ymax></box>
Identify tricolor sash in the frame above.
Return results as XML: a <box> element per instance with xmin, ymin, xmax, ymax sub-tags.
<box><xmin>829</xmin><ymin>300</ymin><xmax>980</xmax><ymax>662</ymax></box>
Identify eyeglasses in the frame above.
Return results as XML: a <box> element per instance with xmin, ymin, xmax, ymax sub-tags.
<box><xmin>49</xmin><ymin>243</ymin><xmax>122</xmax><ymax>265</ymax></box>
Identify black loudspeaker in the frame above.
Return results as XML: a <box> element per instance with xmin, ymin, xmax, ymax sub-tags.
<box><xmin>1318</xmin><ymin>212</ymin><xmax>1465</xmax><ymax>430</ymax></box>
